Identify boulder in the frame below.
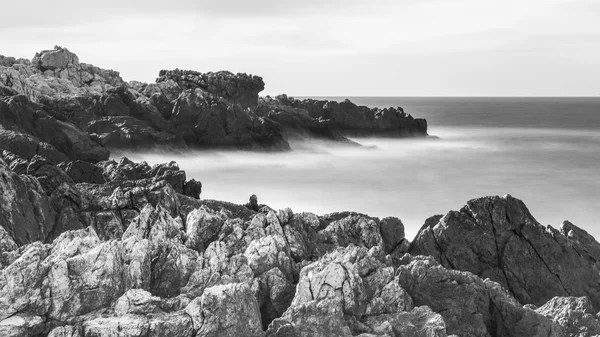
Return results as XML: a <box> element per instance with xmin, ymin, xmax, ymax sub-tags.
<box><xmin>32</xmin><ymin>46</ymin><xmax>79</xmax><ymax>71</ymax></box>
<box><xmin>183</xmin><ymin>178</ymin><xmax>202</xmax><ymax>199</ymax></box>
<box><xmin>185</xmin><ymin>206</ymin><xmax>227</xmax><ymax>252</ymax></box>
<box><xmin>379</xmin><ymin>217</ymin><xmax>406</xmax><ymax>254</ymax></box>
<box><xmin>185</xmin><ymin>282</ymin><xmax>264</xmax><ymax>337</ymax></box>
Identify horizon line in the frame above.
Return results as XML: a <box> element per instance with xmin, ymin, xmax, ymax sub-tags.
<box><xmin>279</xmin><ymin>95</ymin><xmax>600</xmax><ymax>98</ymax></box>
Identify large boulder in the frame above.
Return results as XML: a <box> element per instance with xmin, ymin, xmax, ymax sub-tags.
<box><xmin>185</xmin><ymin>282</ymin><xmax>264</xmax><ymax>337</ymax></box>
<box><xmin>409</xmin><ymin>194</ymin><xmax>600</xmax><ymax>311</ymax></box>
<box><xmin>32</xmin><ymin>46</ymin><xmax>79</xmax><ymax>71</ymax></box>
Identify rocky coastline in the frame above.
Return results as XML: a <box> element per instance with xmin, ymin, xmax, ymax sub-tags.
<box><xmin>1</xmin><ymin>47</ymin><xmax>599</xmax><ymax>337</ymax></box>
<box><xmin>0</xmin><ymin>46</ymin><xmax>428</xmax><ymax>159</ymax></box>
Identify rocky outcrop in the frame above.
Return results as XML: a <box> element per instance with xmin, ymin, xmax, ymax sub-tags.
<box><xmin>396</xmin><ymin>254</ymin><xmax>568</xmax><ymax>337</ymax></box>
<box><xmin>1</xmin><ymin>47</ymin><xmax>429</xmax><ymax>155</ymax></box>
<box><xmin>535</xmin><ymin>296</ymin><xmax>600</xmax><ymax>336</ymax></box>
<box><xmin>409</xmin><ymin>194</ymin><xmax>600</xmax><ymax>312</ymax></box>
<box><xmin>157</xmin><ymin>69</ymin><xmax>265</xmax><ymax>109</ymax></box>
<box><xmin>261</xmin><ymin>94</ymin><xmax>429</xmax><ymax>138</ymax></box>
<box><xmin>1</xmin><ymin>157</ymin><xmax>599</xmax><ymax>337</ymax></box>
<box><xmin>0</xmin><ymin>94</ymin><xmax>109</xmax><ymax>163</ymax></box>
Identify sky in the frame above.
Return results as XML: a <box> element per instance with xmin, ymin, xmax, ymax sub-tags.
<box><xmin>1</xmin><ymin>0</ymin><xmax>600</xmax><ymax>96</ymax></box>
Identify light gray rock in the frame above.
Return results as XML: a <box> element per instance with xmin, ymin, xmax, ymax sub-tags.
<box><xmin>185</xmin><ymin>206</ymin><xmax>227</xmax><ymax>252</ymax></box>
<box><xmin>536</xmin><ymin>296</ymin><xmax>600</xmax><ymax>337</ymax></box>
<box><xmin>185</xmin><ymin>282</ymin><xmax>264</xmax><ymax>337</ymax></box>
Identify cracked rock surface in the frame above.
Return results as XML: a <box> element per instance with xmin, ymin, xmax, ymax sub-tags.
<box><xmin>409</xmin><ymin>194</ymin><xmax>600</xmax><ymax>311</ymax></box>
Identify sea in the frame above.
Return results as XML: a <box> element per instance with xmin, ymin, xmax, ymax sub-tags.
<box><xmin>124</xmin><ymin>97</ymin><xmax>600</xmax><ymax>241</ymax></box>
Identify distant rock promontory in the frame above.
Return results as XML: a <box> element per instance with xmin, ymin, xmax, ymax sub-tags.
<box><xmin>0</xmin><ymin>46</ymin><xmax>428</xmax><ymax>162</ymax></box>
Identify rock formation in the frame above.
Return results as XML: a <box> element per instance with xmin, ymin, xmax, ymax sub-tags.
<box><xmin>409</xmin><ymin>194</ymin><xmax>600</xmax><ymax>312</ymax></box>
<box><xmin>0</xmin><ymin>46</ymin><xmax>598</xmax><ymax>337</ymax></box>
<box><xmin>0</xmin><ymin>150</ymin><xmax>599</xmax><ymax>336</ymax></box>
<box><xmin>1</xmin><ymin>46</ymin><xmax>428</xmax><ymax>159</ymax></box>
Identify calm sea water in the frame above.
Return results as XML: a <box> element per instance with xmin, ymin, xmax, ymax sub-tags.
<box><xmin>125</xmin><ymin>97</ymin><xmax>600</xmax><ymax>241</ymax></box>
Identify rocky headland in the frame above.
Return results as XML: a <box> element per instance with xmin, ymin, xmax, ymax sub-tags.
<box><xmin>0</xmin><ymin>46</ymin><xmax>428</xmax><ymax>160</ymax></box>
<box><xmin>0</xmin><ymin>47</ymin><xmax>599</xmax><ymax>337</ymax></box>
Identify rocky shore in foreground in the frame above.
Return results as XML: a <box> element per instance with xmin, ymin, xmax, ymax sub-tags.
<box><xmin>1</xmin><ymin>46</ymin><xmax>600</xmax><ymax>337</ymax></box>
<box><xmin>0</xmin><ymin>46</ymin><xmax>427</xmax><ymax>160</ymax></box>
<box><xmin>0</xmin><ymin>153</ymin><xmax>599</xmax><ymax>337</ymax></box>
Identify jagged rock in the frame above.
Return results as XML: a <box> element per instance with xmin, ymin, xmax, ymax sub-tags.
<box><xmin>0</xmin><ymin>226</ymin><xmax>154</xmax><ymax>329</ymax></box>
<box><xmin>409</xmin><ymin>194</ymin><xmax>600</xmax><ymax>311</ymax></box>
<box><xmin>122</xmin><ymin>204</ymin><xmax>184</xmax><ymax>244</ymax></box>
<box><xmin>256</xmin><ymin>267</ymin><xmax>296</xmax><ymax>329</ymax></box>
<box><xmin>536</xmin><ymin>297</ymin><xmax>600</xmax><ymax>336</ymax></box>
<box><xmin>0</xmin><ymin>158</ymin><xmax>56</xmax><ymax>245</ymax></box>
<box><xmin>171</xmin><ymin>88</ymin><xmax>289</xmax><ymax>150</ymax></box>
<box><xmin>0</xmin><ymin>226</ymin><xmax>17</xmax><ymax>267</ymax></box>
<box><xmin>0</xmin><ymin>314</ymin><xmax>46</xmax><ymax>337</ymax></box>
<box><xmin>269</xmin><ymin>245</ymin><xmax>450</xmax><ymax>336</ymax></box>
<box><xmin>185</xmin><ymin>206</ymin><xmax>227</xmax><ymax>252</ymax></box>
<box><xmin>0</xmin><ymin>94</ymin><xmax>107</xmax><ymax>163</ymax></box>
<box><xmin>3</xmin><ymin>47</ymin><xmax>429</xmax><ymax>153</ymax></box>
<box><xmin>158</xmin><ymin>69</ymin><xmax>265</xmax><ymax>109</ymax></box>
<box><xmin>1</xmin><ymin>150</ymin><xmax>29</xmax><ymax>174</ymax></box>
<box><xmin>316</xmin><ymin>215</ymin><xmax>384</xmax><ymax>258</ymax></box>
<box><xmin>58</xmin><ymin>160</ymin><xmax>106</xmax><ymax>184</ymax></box>
<box><xmin>281</xmin><ymin>212</ymin><xmax>321</xmax><ymax>261</ymax></box>
<box><xmin>32</xmin><ymin>46</ymin><xmax>80</xmax><ymax>71</ymax></box>
<box><xmin>396</xmin><ymin>254</ymin><xmax>567</xmax><ymax>337</ymax></box>
<box><xmin>34</xmin><ymin>118</ymin><xmax>109</xmax><ymax>163</ymax></box>
<box><xmin>185</xmin><ymin>282</ymin><xmax>264</xmax><ymax>337</ymax></box>
<box><xmin>244</xmin><ymin>234</ymin><xmax>293</xmax><ymax>277</ymax></box>
<box><xmin>114</xmin><ymin>289</ymin><xmax>164</xmax><ymax>315</ymax></box>
<box><xmin>2</xmin><ymin>46</ymin><xmax>124</xmax><ymax>101</ymax></box>
<box><xmin>267</xmin><ymin>95</ymin><xmax>428</xmax><ymax>137</ymax></box>
<box><xmin>98</xmin><ymin>157</ymin><xmax>187</xmax><ymax>193</ymax></box>
<box><xmin>266</xmin><ymin>299</ymin><xmax>354</xmax><ymax>337</ymax></box>
<box><xmin>81</xmin><ymin>312</ymin><xmax>193</xmax><ymax>337</ymax></box>
<box><xmin>379</xmin><ymin>217</ymin><xmax>406</xmax><ymax>254</ymax></box>
<box><xmin>363</xmin><ymin>306</ymin><xmax>449</xmax><ymax>337</ymax></box>
<box><xmin>48</xmin><ymin>325</ymin><xmax>80</xmax><ymax>337</ymax></box>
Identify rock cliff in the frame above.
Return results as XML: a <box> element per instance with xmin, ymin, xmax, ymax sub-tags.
<box><xmin>0</xmin><ymin>46</ymin><xmax>428</xmax><ymax>158</ymax></box>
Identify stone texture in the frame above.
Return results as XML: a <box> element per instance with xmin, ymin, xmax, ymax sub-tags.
<box><xmin>0</xmin><ymin>158</ymin><xmax>56</xmax><ymax>245</ymax></box>
<box><xmin>1</xmin><ymin>149</ymin><xmax>599</xmax><ymax>337</ymax></box>
<box><xmin>409</xmin><ymin>194</ymin><xmax>600</xmax><ymax>311</ymax></box>
<box><xmin>185</xmin><ymin>282</ymin><xmax>264</xmax><ymax>337</ymax></box>
<box><xmin>536</xmin><ymin>297</ymin><xmax>600</xmax><ymax>337</ymax></box>
<box><xmin>396</xmin><ymin>254</ymin><xmax>567</xmax><ymax>337</ymax></box>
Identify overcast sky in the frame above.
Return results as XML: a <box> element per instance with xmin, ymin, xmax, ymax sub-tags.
<box><xmin>2</xmin><ymin>0</ymin><xmax>599</xmax><ymax>96</ymax></box>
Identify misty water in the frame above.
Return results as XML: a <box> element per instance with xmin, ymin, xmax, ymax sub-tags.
<box><xmin>124</xmin><ymin>97</ymin><xmax>600</xmax><ymax>240</ymax></box>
